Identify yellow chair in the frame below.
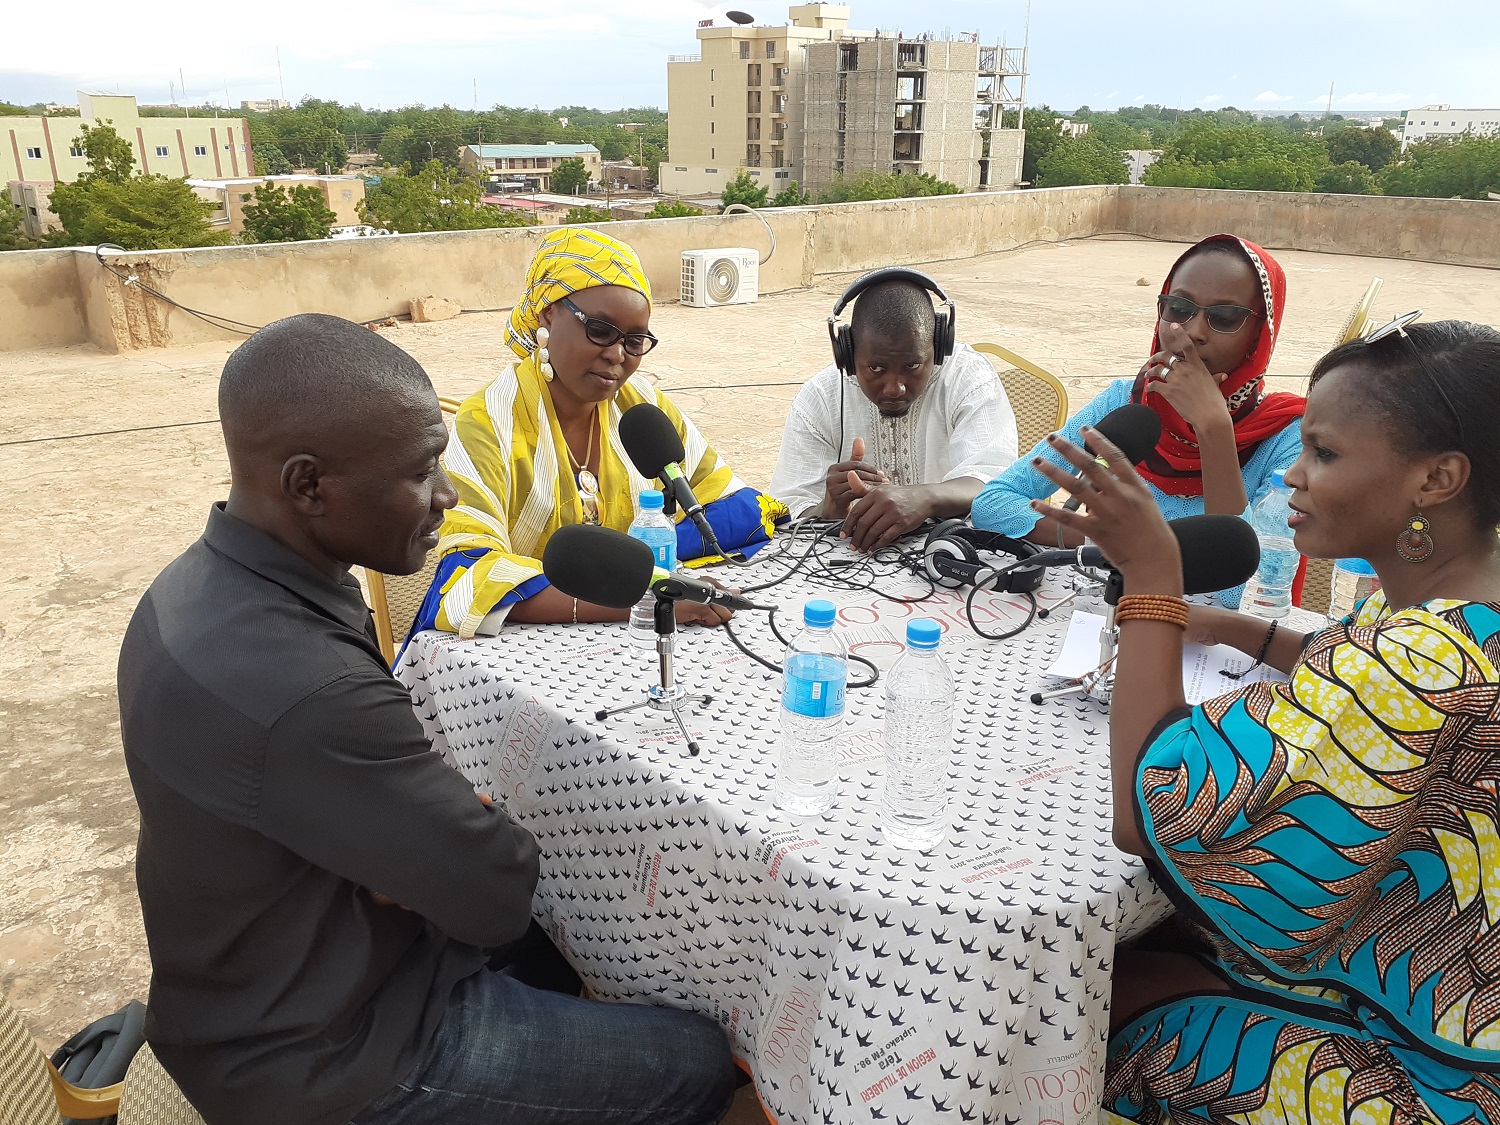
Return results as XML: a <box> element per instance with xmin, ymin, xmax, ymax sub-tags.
<box><xmin>0</xmin><ymin>994</ymin><xmax>120</xmax><ymax>1124</ymax></box>
<box><xmin>115</xmin><ymin>1044</ymin><xmax>205</xmax><ymax>1125</ymax></box>
<box><xmin>1301</xmin><ymin>556</ymin><xmax>1334</xmax><ymax>616</ymax></box>
<box><xmin>1335</xmin><ymin>278</ymin><xmax>1383</xmax><ymax>346</ymax></box>
<box><xmin>972</xmin><ymin>343</ymin><xmax>1070</xmax><ymax>454</ymax></box>
<box><xmin>366</xmin><ymin>395</ymin><xmax>463</xmax><ymax>663</ymax></box>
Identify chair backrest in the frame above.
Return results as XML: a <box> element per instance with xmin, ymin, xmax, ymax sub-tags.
<box><xmin>366</xmin><ymin>395</ymin><xmax>463</xmax><ymax>662</ymax></box>
<box><xmin>0</xmin><ymin>995</ymin><xmax>62</xmax><ymax>1125</ymax></box>
<box><xmin>972</xmin><ymin>343</ymin><xmax>1070</xmax><ymax>455</ymax></box>
<box><xmin>116</xmin><ymin>1045</ymin><xmax>206</xmax><ymax>1125</ymax></box>
<box><xmin>1301</xmin><ymin>556</ymin><xmax>1334</xmax><ymax>616</ymax></box>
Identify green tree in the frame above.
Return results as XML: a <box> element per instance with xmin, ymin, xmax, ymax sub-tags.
<box><xmin>72</xmin><ymin>120</ymin><xmax>136</xmax><ymax>184</ymax></box>
<box><xmin>1324</xmin><ymin>126</ymin><xmax>1399</xmax><ymax>172</ymax></box>
<box><xmin>1380</xmin><ymin>135</ymin><xmax>1500</xmax><ymax>199</ymax></box>
<box><xmin>358</xmin><ymin>161</ymin><xmax>532</xmax><ymax>232</ymax></box>
<box><xmin>645</xmin><ymin>200</ymin><xmax>701</xmax><ymax>218</ymax></box>
<box><xmin>721</xmin><ymin>169</ymin><xmax>770</xmax><ymax>208</ymax></box>
<box><xmin>1003</xmin><ymin>106</ymin><xmax>1064</xmax><ymax>185</ymax></box>
<box><xmin>551</xmin><ymin>157</ymin><xmax>590</xmax><ymax>195</ymax></box>
<box><xmin>49</xmin><ymin>176</ymin><xmax>229</xmax><ymax>249</ymax></box>
<box><xmin>241</xmin><ymin>182</ymin><xmax>338</xmax><ymax>243</ymax></box>
<box><xmin>0</xmin><ymin>201</ymin><xmax>38</xmax><ymax>250</ymax></box>
<box><xmin>565</xmin><ymin>205</ymin><xmax>613</xmax><ymax>224</ymax></box>
<box><xmin>45</xmin><ymin>120</ymin><xmax>228</xmax><ymax>249</ymax></box>
<box><xmin>252</xmin><ymin>142</ymin><xmax>294</xmax><ymax>175</ymax></box>
<box><xmin>378</xmin><ymin>124</ymin><xmax>416</xmax><ymax>167</ymax></box>
<box><xmin>1035</xmin><ymin>134</ymin><xmax>1130</xmax><ymax>187</ymax></box>
<box><xmin>769</xmin><ymin>180</ymin><xmax>810</xmax><ymax>207</ymax></box>
<box><xmin>1315</xmin><ymin>160</ymin><xmax>1377</xmax><ymax>195</ymax></box>
<box><xmin>1142</xmin><ymin>120</ymin><xmax>1326</xmax><ymax>192</ymax></box>
<box><xmin>817</xmin><ymin>170</ymin><xmax>959</xmax><ymax>203</ymax></box>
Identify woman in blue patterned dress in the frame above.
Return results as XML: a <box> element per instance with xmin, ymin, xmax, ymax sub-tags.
<box><xmin>1031</xmin><ymin>318</ymin><xmax>1500</xmax><ymax>1124</ymax></box>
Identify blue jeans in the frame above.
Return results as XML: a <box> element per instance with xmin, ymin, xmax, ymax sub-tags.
<box><xmin>352</xmin><ymin>967</ymin><xmax>736</xmax><ymax>1125</ymax></box>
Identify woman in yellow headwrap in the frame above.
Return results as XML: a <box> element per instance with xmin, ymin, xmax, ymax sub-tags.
<box><xmin>414</xmin><ymin>228</ymin><xmax>784</xmax><ymax>637</ymax></box>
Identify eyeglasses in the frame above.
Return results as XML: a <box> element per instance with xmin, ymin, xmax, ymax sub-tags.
<box><xmin>1157</xmin><ymin>294</ymin><xmax>1263</xmax><ymax>335</ymax></box>
<box><xmin>559</xmin><ymin>296</ymin><xmax>659</xmax><ymax>357</ymax></box>
<box><xmin>1362</xmin><ymin>309</ymin><xmax>1466</xmax><ymax>447</ymax></box>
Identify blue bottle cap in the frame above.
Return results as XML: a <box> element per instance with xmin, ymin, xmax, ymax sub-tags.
<box><xmin>638</xmin><ymin>489</ymin><xmax>664</xmax><ymax>509</ymax></box>
<box><xmin>1271</xmin><ymin>469</ymin><xmax>1288</xmax><ymax>490</ymax></box>
<box><xmin>804</xmin><ymin>599</ymin><xmax>837</xmax><ymax>628</ymax></box>
<box><xmin>906</xmin><ymin>619</ymin><xmax>941</xmax><ymax>650</ymax></box>
<box><xmin>1335</xmin><ymin>558</ymin><xmax>1377</xmax><ymax>576</ymax></box>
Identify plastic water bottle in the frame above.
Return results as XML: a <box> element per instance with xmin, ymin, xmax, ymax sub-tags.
<box><xmin>627</xmin><ymin>490</ymin><xmax>677</xmax><ymax>649</ymax></box>
<box><xmin>1328</xmin><ymin>558</ymin><xmax>1380</xmax><ymax>622</ymax></box>
<box><xmin>775</xmin><ymin>599</ymin><xmax>848</xmax><ymax>816</ymax></box>
<box><xmin>1241</xmin><ymin>471</ymin><xmax>1300</xmax><ymax>621</ymax></box>
<box><xmin>881</xmin><ymin>619</ymin><xmax>954</xmax><ymax>851</ymax></box>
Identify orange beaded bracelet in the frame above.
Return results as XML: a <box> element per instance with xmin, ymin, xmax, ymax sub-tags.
<box><xmin>1114</xmin><ymin>594</ymin><xmax>1190</xmax><ymax>629</ymax></box>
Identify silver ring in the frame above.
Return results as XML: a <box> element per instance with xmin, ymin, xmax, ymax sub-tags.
<box><xmin>1164</xmin><ymin>355</ymin><xmax>1177</xmax><ymax>370</ymax></box>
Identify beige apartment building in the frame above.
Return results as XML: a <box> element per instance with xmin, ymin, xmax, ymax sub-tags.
<box><xmin>458</xmin><ymin>144</ymin><xmax>602</xmax><ymax>192</ymax></box>
<box><xmin>662</xmin><ymin>4</ymin><xmax>1026</xmax><ymax>198</ymax></box>
<box><xmin>2</xmin><ymin>92</ymin><xmax>252</xmax><ymax>186</ymax></box>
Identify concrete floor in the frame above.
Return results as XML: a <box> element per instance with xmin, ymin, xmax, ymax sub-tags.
<box><xmin>3</xmin><ymin>236</ymin><xmax>1496</xmax><ymax>1092</ymax></box>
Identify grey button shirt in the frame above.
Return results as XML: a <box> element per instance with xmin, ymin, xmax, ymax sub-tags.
<box><xmin>118</xmin><ymin>504</ymin><xmax>540</xmax><ymax>1125</ymax></box>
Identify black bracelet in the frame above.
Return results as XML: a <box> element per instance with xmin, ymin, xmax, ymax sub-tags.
<box><xmin>1221</xmin><ymin>619</ymin><xmax>1278</xmax><ymax>680</ymax></box>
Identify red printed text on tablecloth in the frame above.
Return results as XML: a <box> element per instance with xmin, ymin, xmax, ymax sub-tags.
<box><xmin>758</xmin><ymin>983</ymin><xmax>821</xmax><ymax>1097</ymax></box>
<box><xmin>491</xmin><ymin>695</ymin><xmax>555</xmax><ymax>802</ymax></box>
<box><xmin>631</xmin><ymin>841</ymin><xmax>666</xmax><ymax>909</ymax></box>
<box><xmin>754</xmin><ymin>828</ymin><xmax>822</xmax><ymax>881</ymax></box>
<box><xmin>944</xmin><ymin>843</ymin><xmax>1047</xmax><ymax>885</ymax></box>
<box><xmin>1002</xmin><ymin>759</ymin><xmax>1085</xmax><ymax>787</ymax></box>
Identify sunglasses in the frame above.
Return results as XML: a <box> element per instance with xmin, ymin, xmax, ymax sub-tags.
<box><xmin>559</xmin><ymin>296</ymin><xmax>659</xmax><ymax>357</ymax></box>
<box><xmin>1362</xmin><ymin>309</ymin><xmax>1466</xmax><ymax>447</ymax></box>
<box><xmin>1157</xmin><ymin>294</ymin><xmax>1263</xmax><ymax>335</ymax></box>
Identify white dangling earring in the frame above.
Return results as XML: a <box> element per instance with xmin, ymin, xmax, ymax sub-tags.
<box><xmin>536</xmin><ymin>326</ymin><xmax>555</xmax><ymax>383</ymax></box>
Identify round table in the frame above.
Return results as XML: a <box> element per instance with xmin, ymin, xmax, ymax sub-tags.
<box><xmin>396</xmin><ymin>552</ymin><xmax>1174</xmax><ymax>1125</ymax></box>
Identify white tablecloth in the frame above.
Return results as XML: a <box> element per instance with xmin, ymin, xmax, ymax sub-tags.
<box><xmin>396</xmin><ymin>559</ymin><xmax>1175</xmax><ymax>1125</ymax></box>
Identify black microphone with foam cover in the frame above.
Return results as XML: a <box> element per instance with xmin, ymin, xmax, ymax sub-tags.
<box><xmin>1023</xmin><ymin>514</ymin><xmax>1259</xmax><ymax>595</ymax></box>
<box><xmin>1062</xmin><ymin>403</ymin><xmax>1162</xmax><ymax>511</ymax></box>
<box><xmin>618</xmin><ymin>402</ymin><xmax>728</xmax><ymax>554</ymax></box>
<box><xmin>542</xmin><ymin>523</ymin><xmax>766</xmax><ymax>611</ymax></box>
<box><xmin>1171</xmin><ymin>513</ymin><xmax>1261</xmax><ymax>596</ymax></box>
<box><xmin>542</xmin><ymin>524</ymin><xmax>655</xmax><ymax>609</ymax></box>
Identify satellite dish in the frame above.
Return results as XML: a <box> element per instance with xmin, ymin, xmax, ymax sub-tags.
<box><xmin>726</xmin><ymin>10</ymin><xmax>754</xmax><ymax>24</ymax></box>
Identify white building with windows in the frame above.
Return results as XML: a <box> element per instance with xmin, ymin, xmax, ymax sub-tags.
<box><xmin>1399</xmin><ymin>105</ymin><xmax>1500</xmax><ymax>149</ymax></box>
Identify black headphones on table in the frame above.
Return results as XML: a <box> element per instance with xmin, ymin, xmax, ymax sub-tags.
<box><xmin>827</xmin><ymin>267</ymin><xmax>957</xmax><ymax>376</ymax></box>
<box><xmin>920</xmin><ymin>520</ymin><xmax>1045</xmax><ymax>593</ymax></box>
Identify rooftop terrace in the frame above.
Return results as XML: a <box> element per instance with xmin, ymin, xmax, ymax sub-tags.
<box><xmin>2</xmin><ymin>198</ymin><xmax>1499</xmax><ymax>1114</ymax></box>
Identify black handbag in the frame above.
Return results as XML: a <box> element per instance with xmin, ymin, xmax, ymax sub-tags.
<box><xmin>49</xmin><ymin>1000</ymin><xmax>147</xmax><ymax>1125</ymax></box>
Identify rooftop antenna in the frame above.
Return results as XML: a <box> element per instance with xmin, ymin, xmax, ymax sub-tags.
<box><xmin>276</xmin><ymin>47</ymin><xmax>286</xmax><ymax>103</ymax></box>
<box><xmin>1325</xmin><ymin>80</ymin><xmax>1335</xmax><ymax>118</ymax></box>
<box><xmin>180</xmin><ymin>68</ymin><xmax>189</xmax><ymax>116</ymax></box>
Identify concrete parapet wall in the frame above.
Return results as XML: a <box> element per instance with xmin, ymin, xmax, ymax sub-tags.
<box><xmin>3</xmin><ymin>185</ymin><xmax>1496</xmax><ymax>353</ymax></box>
<box><xmin>1115</xmin><ymin>186</ymin><xmax>1500</xmax><ymax>270</ymax></box>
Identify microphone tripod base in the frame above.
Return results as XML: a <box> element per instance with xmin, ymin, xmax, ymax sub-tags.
<box><xmin>1030</xmin><ymin>571</ymin><xmax>1120</xmax><ymax>708</ymax></box>
<box><xmin>594</xmin><ymin>596</ymin><xmax>714</xmax><ymax>755</ymax></box>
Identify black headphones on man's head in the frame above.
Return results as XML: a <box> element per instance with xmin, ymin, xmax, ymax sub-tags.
<box><xmin>921</xmin><ymin>520</ymin><xmax>1045</xmax><ymax>593</ymax></box>
<box><xmin>827</xmin><ymin>267</ymin><xmax>957</xmax><ymax>377</ymax></box>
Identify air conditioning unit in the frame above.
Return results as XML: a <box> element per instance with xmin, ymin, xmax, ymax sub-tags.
<box><xmin>680</xmin><ymin>248</ymin><xmax>759</xmax><ymax>307</ymax></box>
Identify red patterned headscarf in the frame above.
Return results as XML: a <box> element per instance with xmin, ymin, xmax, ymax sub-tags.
<box><xmin>1130</xmin><ymin>235</ymin><xmax>1304</xmax><ymax>497</ymax></box>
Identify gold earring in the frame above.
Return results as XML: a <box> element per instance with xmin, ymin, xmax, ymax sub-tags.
<box><xmin>1396</xmin><ymin>511</ymin><xmax>1434</xmax><ymax>563</ymax></box>
<box><xmin>536</xmin><ymin>326</ymin><xmax>554</xmax><ymax>383</ymax></box>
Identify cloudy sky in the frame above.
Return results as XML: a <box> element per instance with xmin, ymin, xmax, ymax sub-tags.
<box><xmin>4</xmin><ymin>0</ymin><xmax>1494</xmax><ymax>114</ymax></box>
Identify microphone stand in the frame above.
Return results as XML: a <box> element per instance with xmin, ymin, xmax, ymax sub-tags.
<box><xmin>595</xmin><ymin>594</ymin><xmax>713</xmax><ymax>755</ymax></box>
<box><xmin>1030</xmin><ymin>568</ymin><xmax>1122</xmax><ymax>707</ymax></box>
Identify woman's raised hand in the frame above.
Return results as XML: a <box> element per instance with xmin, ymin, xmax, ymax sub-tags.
<box><xmin>1028</xmin><ymin>426</ymin><xmax>1183</xmax><ymax>595</ymax></box>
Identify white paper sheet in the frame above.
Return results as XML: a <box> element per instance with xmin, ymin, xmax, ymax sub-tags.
<box><xmin>1044</xmin><ymin>611</ymin><xmax>1108</xmax><ymax>681</ymax></box>
<box><xmin>1181</xmin><ymin>642</ymin><xmax>1286</xmax><ymax>703</ymax></box>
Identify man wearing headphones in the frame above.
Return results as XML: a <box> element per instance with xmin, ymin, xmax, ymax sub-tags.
<box><xmin>770</xmin><ymin>269</ymin><xmax>1018</xmax><ymax>552</ymax></box>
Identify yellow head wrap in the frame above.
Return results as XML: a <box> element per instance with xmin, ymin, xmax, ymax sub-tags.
<box><xmin>505</xmin><ymin>228</ymin><xmax>653</xmax><ymax>360</ymax></box>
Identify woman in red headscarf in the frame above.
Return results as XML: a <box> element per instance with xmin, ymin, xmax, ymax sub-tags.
<box><xmin>971</xmin><ymin>234</ymin><xmax>1305</xmax><ymax>607</ymax></box>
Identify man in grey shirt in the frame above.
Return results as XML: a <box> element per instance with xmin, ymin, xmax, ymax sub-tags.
<box><xmin>118</xmin><ymin>314</ymin><xmax>734</xmax><ymax>1125</ymax></box>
